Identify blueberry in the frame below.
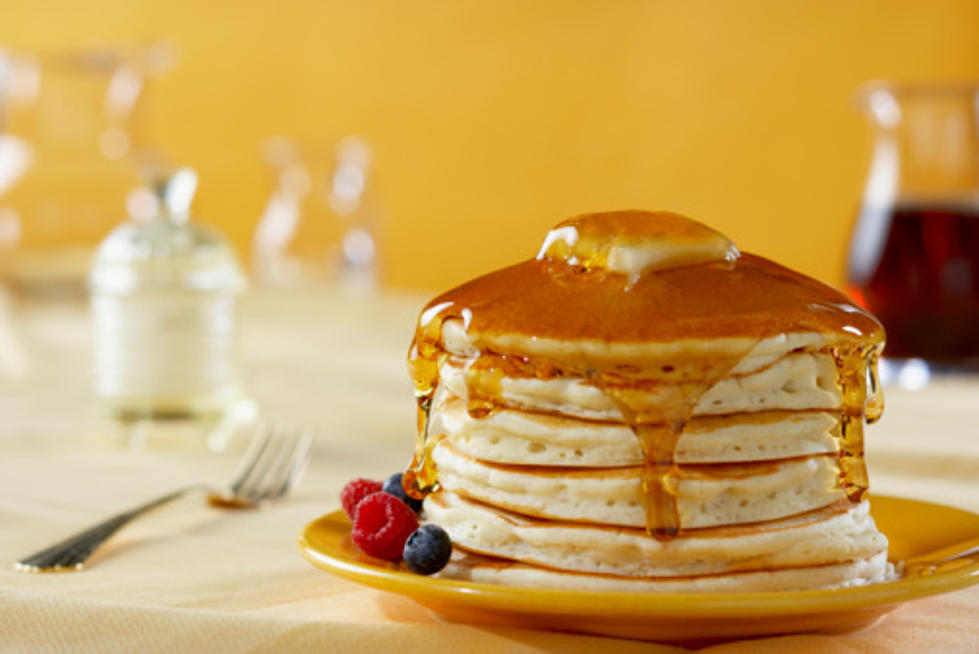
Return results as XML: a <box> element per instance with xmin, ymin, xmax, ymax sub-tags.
<box><xmin>403</xmin><ymin>524</ymin><xmax>452</xmax><ymax>575</ymax></box>
<box><xmin>383</xmin><ymin>472</ymin><xmax>423</xmax><ymax>513</ymax></box>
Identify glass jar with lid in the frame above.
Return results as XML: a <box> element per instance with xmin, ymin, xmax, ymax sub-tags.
<box><xmin>89</xmin><ymin>168</ymin><xmax>247</xmax><ymax>427</ymax></box>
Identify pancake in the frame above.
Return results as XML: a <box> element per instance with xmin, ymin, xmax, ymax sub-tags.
<box><xmin>431</xmin><ymin>440</ymin><xmax>845</xmax><ymax>529</ymax></box>
<box><xmin>439</xmin><ymin>342</ymin><xmax>843</xmax><ymax>423</ymax></box>
<box><xmin>433</xmin><ymin>339</ymin><xmax>843</xmax><ymax>469</ymax></box>
<box><xmin>434</xmin><ymin>396</ymin><xmax>840</xmax><ymax>467</ymax></box>
<box><xmin>441</xmin><ymin>550</ymin><xmax>892</xmax><ymax>593</ymax></box>
<box><xmin>426</xmin><ymin>491</ymin><xmax>887</xmax><ymax>578</ymax></box>
<box><xmin>399</xmin><ymin>210</ymin><xmax>888</xmax><ymax>592</ymax></box>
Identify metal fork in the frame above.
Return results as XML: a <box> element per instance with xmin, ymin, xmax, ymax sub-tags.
<box><xmin>14</xmin><ymin>425</ymin><xmax>313</xmax><ymax>573</ymax></box>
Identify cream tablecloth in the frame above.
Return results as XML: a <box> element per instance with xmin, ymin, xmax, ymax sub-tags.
<box><xmin>1</xmin><ymin>287</ymin><xmax>977</xmax><ymax>653</ymax></box>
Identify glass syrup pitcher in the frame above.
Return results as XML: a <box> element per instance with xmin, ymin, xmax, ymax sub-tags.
<box><xmin>847</xmin><ymin>82</ymin><xmax>979</xmax><ymax>371</ymax></box>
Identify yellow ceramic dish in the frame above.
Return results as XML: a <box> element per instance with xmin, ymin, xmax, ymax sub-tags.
<box><xmin>298</xmin><ymin>495</ymin><xmax>979</xmax><ymax>644</ymax></box>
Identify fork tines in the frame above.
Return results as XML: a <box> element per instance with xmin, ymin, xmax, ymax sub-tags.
<box><xmin>229</xmin><ymin>424</ymin><xmax>313</xmax><ymax>504</ymax></box>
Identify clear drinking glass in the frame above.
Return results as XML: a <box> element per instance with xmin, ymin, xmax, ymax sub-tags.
<box><xmin>847</xmin><ymin>82</ymin><xmax>979</xmax><ymax>381</ymax></box>
<box><xmin>0</xmin><ymin>44</ymin><xmax>174</xmax><ymax>295</ymax></box>
<box><xmin>252</xmin><ymin>136</ymin><xmax>380</xmax><ymax>292</ymax></box>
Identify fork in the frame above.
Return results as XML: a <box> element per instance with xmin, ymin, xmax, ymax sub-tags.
<box><xmin>14</xmin><ymin>424</ymin><xmax>313</xmax><ymax>573</ymax></box>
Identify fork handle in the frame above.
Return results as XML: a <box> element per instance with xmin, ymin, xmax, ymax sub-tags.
<box><xmin>14</xmin><ymin>485</ymin><xmax>203</xmax><ymax>572</ymax></box>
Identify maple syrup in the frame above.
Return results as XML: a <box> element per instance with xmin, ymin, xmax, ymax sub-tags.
<box><xmin>848</xmin><ymin>202</ymin><xmax>979</xmax><ymax>361</ymax></box>
<box><xmin>404</xmin><ymin>211</ymin><xmax>884</xmax><ymax>539</ymax></box>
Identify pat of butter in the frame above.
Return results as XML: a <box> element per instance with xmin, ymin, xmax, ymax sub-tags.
<box><xmin>536</xmin><ymin>210</ymin><xmax>740</xmax><ymax>278</ymax></box>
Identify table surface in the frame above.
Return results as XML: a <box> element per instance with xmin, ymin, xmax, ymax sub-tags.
<box><xmin>1</xmin><ymin>286</ymin><xmax>977</xmax><ymax>653</ymax></box>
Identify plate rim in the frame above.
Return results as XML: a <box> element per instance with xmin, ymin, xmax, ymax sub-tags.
<box><xmin>298</xmin><ymin>494</ymin><xmax>979</xmax><ymax>619</ymax></box>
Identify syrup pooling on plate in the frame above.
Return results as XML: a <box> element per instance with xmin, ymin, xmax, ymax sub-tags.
<box><xmin>404</xmin><ymin>211</ymin><xmax>885</xmax><ymax>538</ymax></box>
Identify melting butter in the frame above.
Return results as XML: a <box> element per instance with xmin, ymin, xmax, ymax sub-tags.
<box><xmin>536</xmin><ymin>210</ymin><xmax>740</xmax><ymax>280</ymax></box>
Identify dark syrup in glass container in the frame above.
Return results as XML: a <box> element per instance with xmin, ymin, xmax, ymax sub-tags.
<box><xmin>847</xmin><ymin>201</ymin><xmax>979</xmax><ymax>361</ymax></box>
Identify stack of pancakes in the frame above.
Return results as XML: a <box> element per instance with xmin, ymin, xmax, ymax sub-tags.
<box><xmin>405</xmin><ymin>211</ymin><xmax>892</xmax><ymax>592</ymax></box>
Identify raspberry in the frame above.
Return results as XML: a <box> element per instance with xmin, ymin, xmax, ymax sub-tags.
<box><xmin>340</xmin><ymin>478</ymin><xmax>382</xmax><ymax>521</ymax></box>
<box><xmin>351</xmin><ymin>492</ymin><xmax>419</xmax><ymax>561</ymax></box>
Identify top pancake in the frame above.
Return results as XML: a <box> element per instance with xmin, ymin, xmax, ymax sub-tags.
<box><xmin>412</xmin><ymin>213</ymin><xmax>883</xmax><ymax>384</ymax></box>
<box><xmin>418</xmin><ymin>254</ymin><xmax>882</xmax><ymax>350</ymax></box>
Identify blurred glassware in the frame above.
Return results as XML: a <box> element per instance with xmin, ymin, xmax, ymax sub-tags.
<box><xmin>847</xmin><ymin>82</ymin><xmax>979</xmax><ymax>382</ymax></box>
<box><xmin>252</xmin><ymin>136</ymin><xmax>380</xmax><ymax>292</ymax></box>
<box><xmin>0</xmin><ymin>283</ymin><xmax>31</xmax><ymax>381</ymax></box>
<box><xmin>0</xmin><ymin>43</ymin><xmax>175</xmax><ymax>297</ymax></box>
<box><xmin>89</xmin><ymin>167</ymin><xmax>252</xmax><ymax>450</ymax></box>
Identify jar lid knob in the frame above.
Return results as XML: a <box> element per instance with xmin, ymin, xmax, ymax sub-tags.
<box><xmin>154</xmin><ymin>167</ymin><xmax>198</xmax><ymax>224</ymax></box>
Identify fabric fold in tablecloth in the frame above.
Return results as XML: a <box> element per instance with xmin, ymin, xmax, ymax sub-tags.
<box><xmin>3</xmin><ymin>586</ymin><xmax>978</xmax><ymax>653</ymax></box>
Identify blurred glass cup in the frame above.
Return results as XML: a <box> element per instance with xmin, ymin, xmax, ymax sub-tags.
<box><xmin>0</xmin><ymin>43</ymin><xmax>175</xmax><ymax>296</ymax></box>
<box><xmin>252</xmin><ymin>136</ymin><xmax>381</xmax><ymax>293</ymax></box>
<box><xmin>847</xmin><ymin>82</ymin><xmax>979</xmax><ymax>382</ymax></box>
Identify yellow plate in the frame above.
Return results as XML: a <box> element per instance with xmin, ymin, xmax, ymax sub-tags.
<box><xmin>298</xmin><ymin>495</ymin><xmax>979</xmax><ymax>644</ymax></box>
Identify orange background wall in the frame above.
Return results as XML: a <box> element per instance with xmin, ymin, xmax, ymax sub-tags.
<box><xmin>2</xmin><ymin>1</ymin><xmax>978</xmax><ymax>291</ymax></box>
